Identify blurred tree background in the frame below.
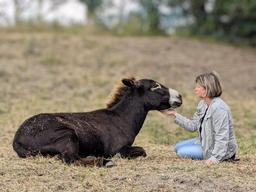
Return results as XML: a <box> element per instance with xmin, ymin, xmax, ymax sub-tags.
<box><xmin>0</xmin><ymin>0</ymin><xmax>255</xmax><ymax>46</ymax></box>
<box><xmin>78</xmin><ymin>0</ymin><xmax>102</xmax><ymax>24</ymax></box>
<box><xmin>169</xmin><ymin>0</ymin><xmax>256</xmax><ymax>46</ymax></box>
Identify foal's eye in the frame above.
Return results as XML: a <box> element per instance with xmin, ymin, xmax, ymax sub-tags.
<box><xmin>150</xmin><ymin>83</ymin><xmax>161</xmax><ymax>91</ymax></box>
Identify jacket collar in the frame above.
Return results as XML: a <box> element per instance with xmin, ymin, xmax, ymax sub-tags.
<box><xmin>203</xmin><ymin>97</ymin><xmax>220</xmax><ymax>118</ymax></box>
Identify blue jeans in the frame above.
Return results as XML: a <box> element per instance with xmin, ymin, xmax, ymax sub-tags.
<box><xmin>175</xmin><ymin>138</ymin><xmax>204</xmax><ymax>160</ymax></box>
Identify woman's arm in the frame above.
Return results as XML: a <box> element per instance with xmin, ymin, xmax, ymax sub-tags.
<box><xmin>161</xmin><ymin>100</ymin><xmax>206</xmax><ymax>132</ymax></box>
<box><xmin>174</xmin><ymin>111</ymin><xmax>201</xmax><ymax>132</ymax></box>
<box><xmin>207</xmin><ymin>108</ymin><xmax>230</xmax><ymax>163</ymax></box>
<box><xmin>161</xmin><ymin>106</ymin><xmax>203</xmax><ymax>132</ymax></box>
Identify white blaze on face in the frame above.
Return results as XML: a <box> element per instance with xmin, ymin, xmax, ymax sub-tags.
<box><xmin>168</xmin><ymin>88</ymin><xmax>182</xmax><ymax>107</ymax></box>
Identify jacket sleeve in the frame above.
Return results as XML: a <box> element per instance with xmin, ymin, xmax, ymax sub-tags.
<box><xmin>208</xmin><ymin>108</ymin><xmax>230</xmax><ymax>163</ymax></box>
<box><xmin>174</xmin><ymin>101</ymin><xmax>204</xmax><ymax>132</ymax></box>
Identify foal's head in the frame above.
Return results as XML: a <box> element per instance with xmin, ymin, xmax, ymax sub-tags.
<box><xmin>121</xmin><ymin>78</ymin><xmax>182</xmax><ymax>111</ymax></box>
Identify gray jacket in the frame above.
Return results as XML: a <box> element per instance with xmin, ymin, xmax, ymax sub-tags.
<box><xmin>175</xmin><ymin>97</ymin><xmax>237</xmax><ymax>163</ymax></box>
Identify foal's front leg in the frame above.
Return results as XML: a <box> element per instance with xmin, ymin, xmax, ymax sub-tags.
<box><xmin>119</xmin><ymin>145</ymin><xmax>147</xmax><ymax>159</ymax></box>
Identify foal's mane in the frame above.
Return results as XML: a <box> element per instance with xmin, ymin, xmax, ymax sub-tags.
<box><xmin>106</xmin><ymin>77</ymin><xmax>135</xmax><ymax>108</ymax></box>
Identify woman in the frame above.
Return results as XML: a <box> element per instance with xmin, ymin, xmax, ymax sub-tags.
<box><xmin>161</xmin><ymin>71</ymin><xmax>237</xmax><ymax>165</ymax></box>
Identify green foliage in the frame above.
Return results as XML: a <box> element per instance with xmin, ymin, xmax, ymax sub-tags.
<box><xmin>104</xmin><ymin>0</ymin><xmax>256</xmax><ymax>45</ymax></box>
<box><xmin>136</xmin><ymin>0</ymin><xmax>175</xmax><ymax>35</ymax></box>
<box><xmin>79</xmin><ymin>0</ymin><xmax>102</xmax><ymax>16</ymax></box>
<box><xmin>173</xmin><ymin>0</ymin><xmax>256</xmax><ymax>46</ymax></box>
<box><xmin>138</xmin><ymin>0</ymin><xmax>162</xmax><ymax>34</ymax></box>
<box><xmin>96</xmin><ymin>0</ymin><xmax>172</xmax><ymax>36</ymax></box>
<box><xmin>79</xmin><ymin>0</ymin><xmax>102</xmax><ymax>24</ymax></box>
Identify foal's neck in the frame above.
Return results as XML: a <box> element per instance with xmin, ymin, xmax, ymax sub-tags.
<box><xmin>110</xmin><ymin>90</ymin><xmax>148</xmax><ymax>136</ymax></box>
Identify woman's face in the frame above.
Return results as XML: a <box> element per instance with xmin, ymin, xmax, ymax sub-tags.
<box><xmin>194</xmin><ymin>84</ymin><xmax>207</xmax><ymax>98</ymax></box>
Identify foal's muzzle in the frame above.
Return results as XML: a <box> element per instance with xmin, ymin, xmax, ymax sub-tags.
<box><xmin>168</xmin><ymin>88</ymin><xmax>182</xmax><ymax>109</ymax></box>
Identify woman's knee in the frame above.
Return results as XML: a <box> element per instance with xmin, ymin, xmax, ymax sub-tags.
<box><xmin>176</xmin><ymin>145</ymin><xmax>203</xmax><ymax>160</ymax></box>
<box><xmin>174</xmin><ymin>138</ymin><xmax>197</xmax><ymax>152</ymax></box>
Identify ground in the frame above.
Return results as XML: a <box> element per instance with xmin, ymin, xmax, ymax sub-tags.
<box><xmin>0</xmin><ymin>32</ymin><xmax>256</xmax><ymax>192</ymax></box>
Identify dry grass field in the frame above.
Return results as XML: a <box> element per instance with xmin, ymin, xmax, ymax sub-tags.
<box><xmin>0</xmin><ymin>31</ymin><xmax>256</xmax><ymax>192</ymax></box>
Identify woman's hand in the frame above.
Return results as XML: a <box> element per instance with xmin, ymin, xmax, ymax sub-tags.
<box><xmin>160</xmin><ymin>109</ymin><xmax>177</xmax><ymax>117</ymax></box>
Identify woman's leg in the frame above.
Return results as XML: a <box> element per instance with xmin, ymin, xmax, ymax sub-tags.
<box><xmin>176</xmin><ymin>144</ymin><xmax>203</xmax><ymax>160</ymax></box>
<box><xmin>175</xmin><ymin>138</ymin><xmax>198</xmax><ymax>152</ymax></box>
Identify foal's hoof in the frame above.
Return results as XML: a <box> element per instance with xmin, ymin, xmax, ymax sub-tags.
<box><xmin>103</xmin><ymin>159</ymin><xmax>115</xmax><ymax>168</ymax></box>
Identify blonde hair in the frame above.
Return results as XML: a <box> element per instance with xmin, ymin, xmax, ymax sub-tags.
<box><xmin>195</xmin><ymin>71</ymin><xmax>222</xmax><ymax>98</ymax></box>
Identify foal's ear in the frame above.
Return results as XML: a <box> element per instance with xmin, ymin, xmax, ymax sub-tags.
<box><xmin>122</xmin><ymin>79</ymin><xmax>141</xmax><ymax>88</ymax></box>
